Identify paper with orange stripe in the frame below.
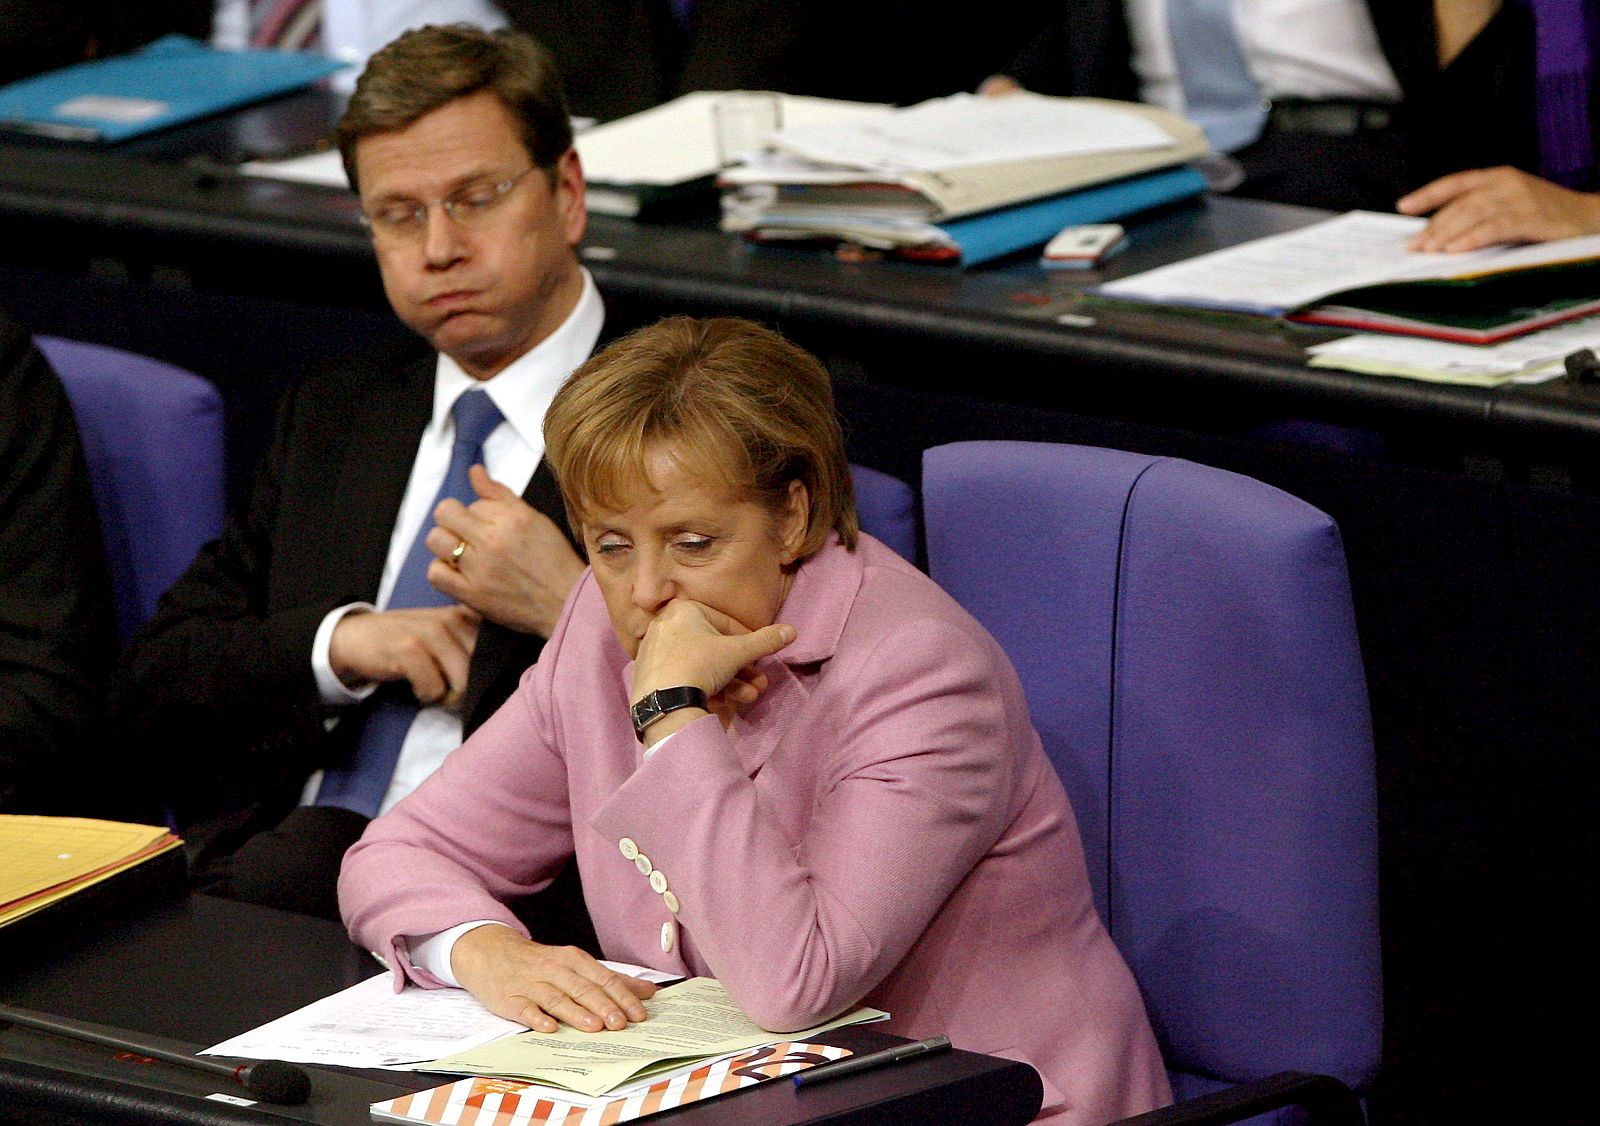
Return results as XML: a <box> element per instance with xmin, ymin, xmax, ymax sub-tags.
<box><xmin>371</xmin><ymin>1042</ymin><xmax>851</xmax><ymax>1125</ymax></box>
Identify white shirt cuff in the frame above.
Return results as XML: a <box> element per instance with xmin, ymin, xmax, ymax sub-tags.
<box><xmin>641</xmin><ymin>728</ymin><xmax>682</xmax><ymax>760</ymax></box>
<box><xmin>407</xmin><ymin>920</ymin><xmax>509</xmax><ymax>986</ymax></box>
<box><xmin>313</xmin><ymin>603</ymin><xmax>379</xmax><ymax>705</ymax></box>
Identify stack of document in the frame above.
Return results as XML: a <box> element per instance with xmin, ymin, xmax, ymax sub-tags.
<box><xmin>1306</xmin><ymin>312</ymin><xmax>1600</xmax><ymax>386</ymax></box>
<box><xmin>1095</xmin><ymin>211</ymin><xmax>1600</xmax><ymax>344</ymax></box>
<box><xmin>574</xmin><ymin>92</ymin><xmax>887</xmax><ymax>218</ymax></box>
<box><xmin>719</xmin><ymin>93</ymin><xmax>1210</xmax><ymax>266</ymax></box>
<box><xmin>0</xmin><ymin>816</ymin><xmax>182</xmax><ymax>929</ymax></box>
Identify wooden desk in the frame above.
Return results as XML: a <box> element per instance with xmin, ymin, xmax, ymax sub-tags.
<box><xmin>0</xmin><ymin>894</ymin><xmax>1042</xmax><ymax>1126</ymax></box>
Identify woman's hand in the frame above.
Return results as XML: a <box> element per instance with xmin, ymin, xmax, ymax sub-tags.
<box><xmin>450</xmin><ymin>925</ymin><xmax>656</xmax><ymax>1033</ymax></box>
<box><xmin>630</xmin><ymin>601</ymin><xmax>795</xmax><ymax>743</ymax></box>
<box><xmin>1397</xmin><ymin>167</ymin><xmax>1600</xmax><ymax>252</ymax></box>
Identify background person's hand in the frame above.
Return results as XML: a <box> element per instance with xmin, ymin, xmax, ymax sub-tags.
<box><xmin>328</xmin><ymin>605</ymin><xmax>480</xmax><ymax>710</ymax></box>
<box><xmin>426</xmin><ymin>466</ymin><xmax>586</xmax><ymax>638</ymax></box>
<box><xmin>1398</xmin><ymin>167</ymin><xmax>1600</xmax><ymax>252</ymax></box>
<box><xmin>450</xmin><ymin>924</ymin><xmax>656</xmax><ymax>1033</ymax></box>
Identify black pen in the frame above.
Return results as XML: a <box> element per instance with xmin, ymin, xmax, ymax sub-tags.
<box><xmin>792</xmin><ymin>1035</ymin><xmax>952</xmax><ymax>1088</ymax></box>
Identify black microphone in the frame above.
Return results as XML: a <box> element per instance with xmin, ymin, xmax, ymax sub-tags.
<box><xmin>0</xmin><ymin>1003</ymin><xmax>311</xmax><ymax>1105</ymax></box>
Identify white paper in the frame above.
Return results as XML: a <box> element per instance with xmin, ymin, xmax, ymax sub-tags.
<box><xmin>1097</xmin><ymin>211</ymin><xmax>1600</xmax><ymax>316</ymax></box>
<box><xmin>200</xmin><ymin>973</ymin><xmax>523</xmax><ymax>1069</ymax></box>
<box><xmin>576</xmin><ymin>91</ymin><xmax>889</xmax><ymax>187</ymax></box>
<box><xmin>198</xmin><ymin>962</ymin><xmax>680</xmax><ymax>1071</ymax></box>
<box><xmin>241</xmin><ymin>147</ymin><xmax>349</xmax><ymax>188</ymax></box>
<box><xmin>1307</xmin><ymin>312</ymin><xmax>1600</xmax><ymax>384</ymax></box>
<box><xmin>770</xmin><ymin>92</ymin><xmax>1175</xmax><ymax>173</ymax></box>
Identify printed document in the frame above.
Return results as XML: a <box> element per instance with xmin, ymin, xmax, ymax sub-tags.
<box><xmin>770</xmin><ymin>92</ymin><xmax>1175</xmax><ymax>173</ymax></box>
<box><xmin>418</xmin><ymin>977</ymin><xmax>887</xmax><ymax>1098</ymax></box>
<box><xmin>201</xmin><ymin>972</ymin><xmax>524</xmax><ymax>1069</ymax></box>
<box><xmin>1096</xmin><ymin>211</ymin><xmax>1600</xmax><ymax>316</ymax></box>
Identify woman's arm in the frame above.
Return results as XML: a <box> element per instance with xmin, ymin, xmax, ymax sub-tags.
<box><xmin>593</xmin><ymin>612</ymin><xmax>1018</xmax><ymax>1032</ymax></box>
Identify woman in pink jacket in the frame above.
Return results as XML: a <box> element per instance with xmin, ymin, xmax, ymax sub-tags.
<box><xmin>339</xmin><ymin>317</ymin><xmax>1169</xmax><ymax>1124</ymax></box>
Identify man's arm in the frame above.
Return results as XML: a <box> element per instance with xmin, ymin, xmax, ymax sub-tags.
<box><xmin>108</xmin><ymin>375</ymin><xmax>345</xmax><ymax>805</ymax></box>
<box><xmin>0</xmin><ymin>323</ymin><xmax>118</xmax><ymax>812</ymax></box>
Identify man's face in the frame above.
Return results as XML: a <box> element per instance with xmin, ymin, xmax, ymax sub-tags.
<box><xmin>355</xmin><ymin>90</ymin><xmax>587</xmax><ymax>380</ymax></box>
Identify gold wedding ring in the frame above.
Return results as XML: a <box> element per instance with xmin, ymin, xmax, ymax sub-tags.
<box><xmin>450</xmin><ymin>539</ymin><xmax>468</xmax><ymax>566</ymax></box>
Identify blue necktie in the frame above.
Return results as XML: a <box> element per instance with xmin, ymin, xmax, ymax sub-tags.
<box><xmin>1167</xmin><ymin>0</ymin><xmax>1267</xmax><ymax>154</ymax></box>
<box><xmin>316</xmin><ymin>388</ymin><xmax>505</xmax><ymax>817</ymax></box>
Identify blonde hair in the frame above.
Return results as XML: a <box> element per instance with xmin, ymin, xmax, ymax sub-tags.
<box><xmin>544</xmin><ymin>317</ymin><xmax>858</xmax><ymax>558</ymax></box>
<box><xmin>336</xmin><ymin>24</ymin><xmax>572</xmax><ymax>192</ymax></box>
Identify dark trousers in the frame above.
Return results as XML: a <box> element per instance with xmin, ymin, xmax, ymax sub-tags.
<box><xmin>190</xmin><ymin>803</ymin><xmax>601</xmax><ymax>955</ymax></box>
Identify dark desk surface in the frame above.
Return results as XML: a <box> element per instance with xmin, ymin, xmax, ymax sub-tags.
<box><xmin>0</xmin><ymin>894</ymin><xmax>1042</xmax><ymax>1126</ymax></box>
<box><xmin>4</xmin><ymin>88</ymin><xmax>1600</xmax><ymax>458</ymax></box>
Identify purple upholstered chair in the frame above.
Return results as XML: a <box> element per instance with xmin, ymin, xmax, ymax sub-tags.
<box><xmin>923</xmin><ymin>441</ymin><xmax>1380</xmax><ymax>1125</ymax></box>
<box><xmin>849</xmin><ymin>462</ymin><xmax>916</xmax><ymax>563</ymax></box>
<box><xmin>39</xmin><ymin>337</ymin><xmax>225</xmax><ymax>643</ymax></box>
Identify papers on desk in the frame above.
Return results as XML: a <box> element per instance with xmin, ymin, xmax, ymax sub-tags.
<box><xmin>198</xmin><ymin>959</ymin><xmax>679</xmax><ymax>1070</ymax></box>
<box><xmin>575</xmin><ymin>92</ymin><xmax>887</xmax><ymax>218</ymax></box>
<box><xmin>1095</xmin><ymin>211</ymin><xmax>1600</xmax><ymax>343</ymax></box>
<box><xmin>1307</xmin><ymin>313</ymin><xmax>1600</xmax><ymax>386</ymax></box>
<box><xmin>200</xmin><ymin>972</ymin><xmax>525</xmax><ymax>1069</ymax></box>
<box><xmin>720</xmin><ymin>95</ymin><xmax>1209</xmax><ymax>266</ymax></box>
<box><xmin>768</xmin><ymin>92</ymin><xmax>1175</xmax><ymax>172</ymax></box>
<box><xmin>240</xmin><ymin>147</ymin><xmax>348</xmax><ymax>188</ymax></box>
<box><xmin>421</xmin><ymin>977</ymin><xmax>887</xmax><ymax>1098</ymax></box>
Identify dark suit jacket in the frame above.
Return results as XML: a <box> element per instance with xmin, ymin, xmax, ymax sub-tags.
<box><xmin>0</xmin><ymin>312</ymin><xmax>119</xmax><ymax>814</ymax></box>
<box><xmin>496</xmin><ymin>0</ymin><xmax>1058</xmax><ymax>121</ymax></box>
<box><xmin>110</xmin><ymin>338</ymin><xmax>576</xmax><ymax>845</ymax></box>
<box><xmin>1001</xmin><ymin>2</ymin><xmax>1553</xmax><ymax>207</ymax></box>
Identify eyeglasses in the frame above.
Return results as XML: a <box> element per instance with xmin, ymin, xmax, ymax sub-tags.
<box><xmin>359</xmin><ymin>167</ymin><xmax>539</xmax><ymax>240</ymax></box>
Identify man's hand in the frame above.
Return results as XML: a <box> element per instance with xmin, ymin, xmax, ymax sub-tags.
<box><xmin>451</xmin><ymin>924</ymin><xmax>656</xmax><ymax>1033</ymax></box>
<box><xmin>426</xmin><ymin>466</ymin><xmax>586</xmax><ymax>637</ymax></box>
<box><xmin>328</xmin><ymin>605</ymin><xmax>480</xmax><ymax>711</ymax></box>
<box><xmin>1398</xmin><ymin>166</ymin><xmax>1600</xmax><ymax>252</ymax></box>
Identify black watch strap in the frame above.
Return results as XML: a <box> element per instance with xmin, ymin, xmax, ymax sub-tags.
<box><xmin>630</xmin><ymin>686</ymin><xmax>709</xmax><ymax>741</ymax></box>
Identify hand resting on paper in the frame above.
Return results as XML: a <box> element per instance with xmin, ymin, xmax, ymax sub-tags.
<box><xmin>1398</xmin><ymin>166</ymin><xmax>1600</xmax><ymax>252</ymax></box>
<box><xmin>451</xmin><ymin>924</ymin><xmax>656</xmax><ymax>1033</ymax></box>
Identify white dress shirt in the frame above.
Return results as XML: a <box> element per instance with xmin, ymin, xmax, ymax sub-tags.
<box><xmin>303</xmin><ymin>269</ymin><xmax>604</xmax><ymax>817</ymax></box>
<box><xmin>319</xmin><ymin>0</ymin><xmax>509</xmax><ymax>91</ymax></box>
<box><xmin>1127</xmin><ymin>0</ymin><xmax>1402</xmax><ymax>114</ymax></box>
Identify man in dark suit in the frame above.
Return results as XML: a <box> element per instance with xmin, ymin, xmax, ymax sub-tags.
<box><xmin>111</xmin><ymin>26</ymin><xmax>601</xmax><ymax>933</ymax></box>
<box><xmin>984</xmin><ymin>2</ymin><xmax>1590</xmax><ymax>218</ymax></box>
<box><xmin>0</xmin><ymin>310</ymin><xmax>120</xmax><ymax>815</ymax></box>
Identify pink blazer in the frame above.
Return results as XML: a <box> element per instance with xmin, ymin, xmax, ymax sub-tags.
<box><xmin>340</xmin><ymin>536</ymin><xmax>1170</xmax><ymax>1124</ymax></box>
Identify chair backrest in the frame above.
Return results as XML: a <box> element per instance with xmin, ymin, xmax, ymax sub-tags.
<box><xmin>849</xmin><ymin>462</ymin><xmax>916</xmax><ymax>563</ymax></box>
<box><xmin>39</xmin><ymin>337</ymin><xmax>226</xmax><ymax>642</ymax></box>
<box><xmin>923</xmin><ymin>440</ymin><xmax>1382</xmax><ymax>1104</ymax></box>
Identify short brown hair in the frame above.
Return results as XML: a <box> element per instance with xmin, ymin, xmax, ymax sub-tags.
<box><xmin>336</xmin><ymin>24</ymin><xmax>572</xmax><ymax>192</ymax></box>
<box><xmin>544</xmin><ymin>317</ymin><xmax>859</xmax><ymax>559</ymax></box>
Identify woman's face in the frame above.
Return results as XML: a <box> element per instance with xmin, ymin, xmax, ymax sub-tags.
<box><xmin>581</xmin><ymin>449</ymin><xmax>809</xmax><ymax>659</ymax></box>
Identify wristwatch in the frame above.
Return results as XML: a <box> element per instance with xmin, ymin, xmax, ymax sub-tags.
<box><xmin>630</xmin><ymin>686</ymin><xmax>709</xmax><ymax>741</ymax></box>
